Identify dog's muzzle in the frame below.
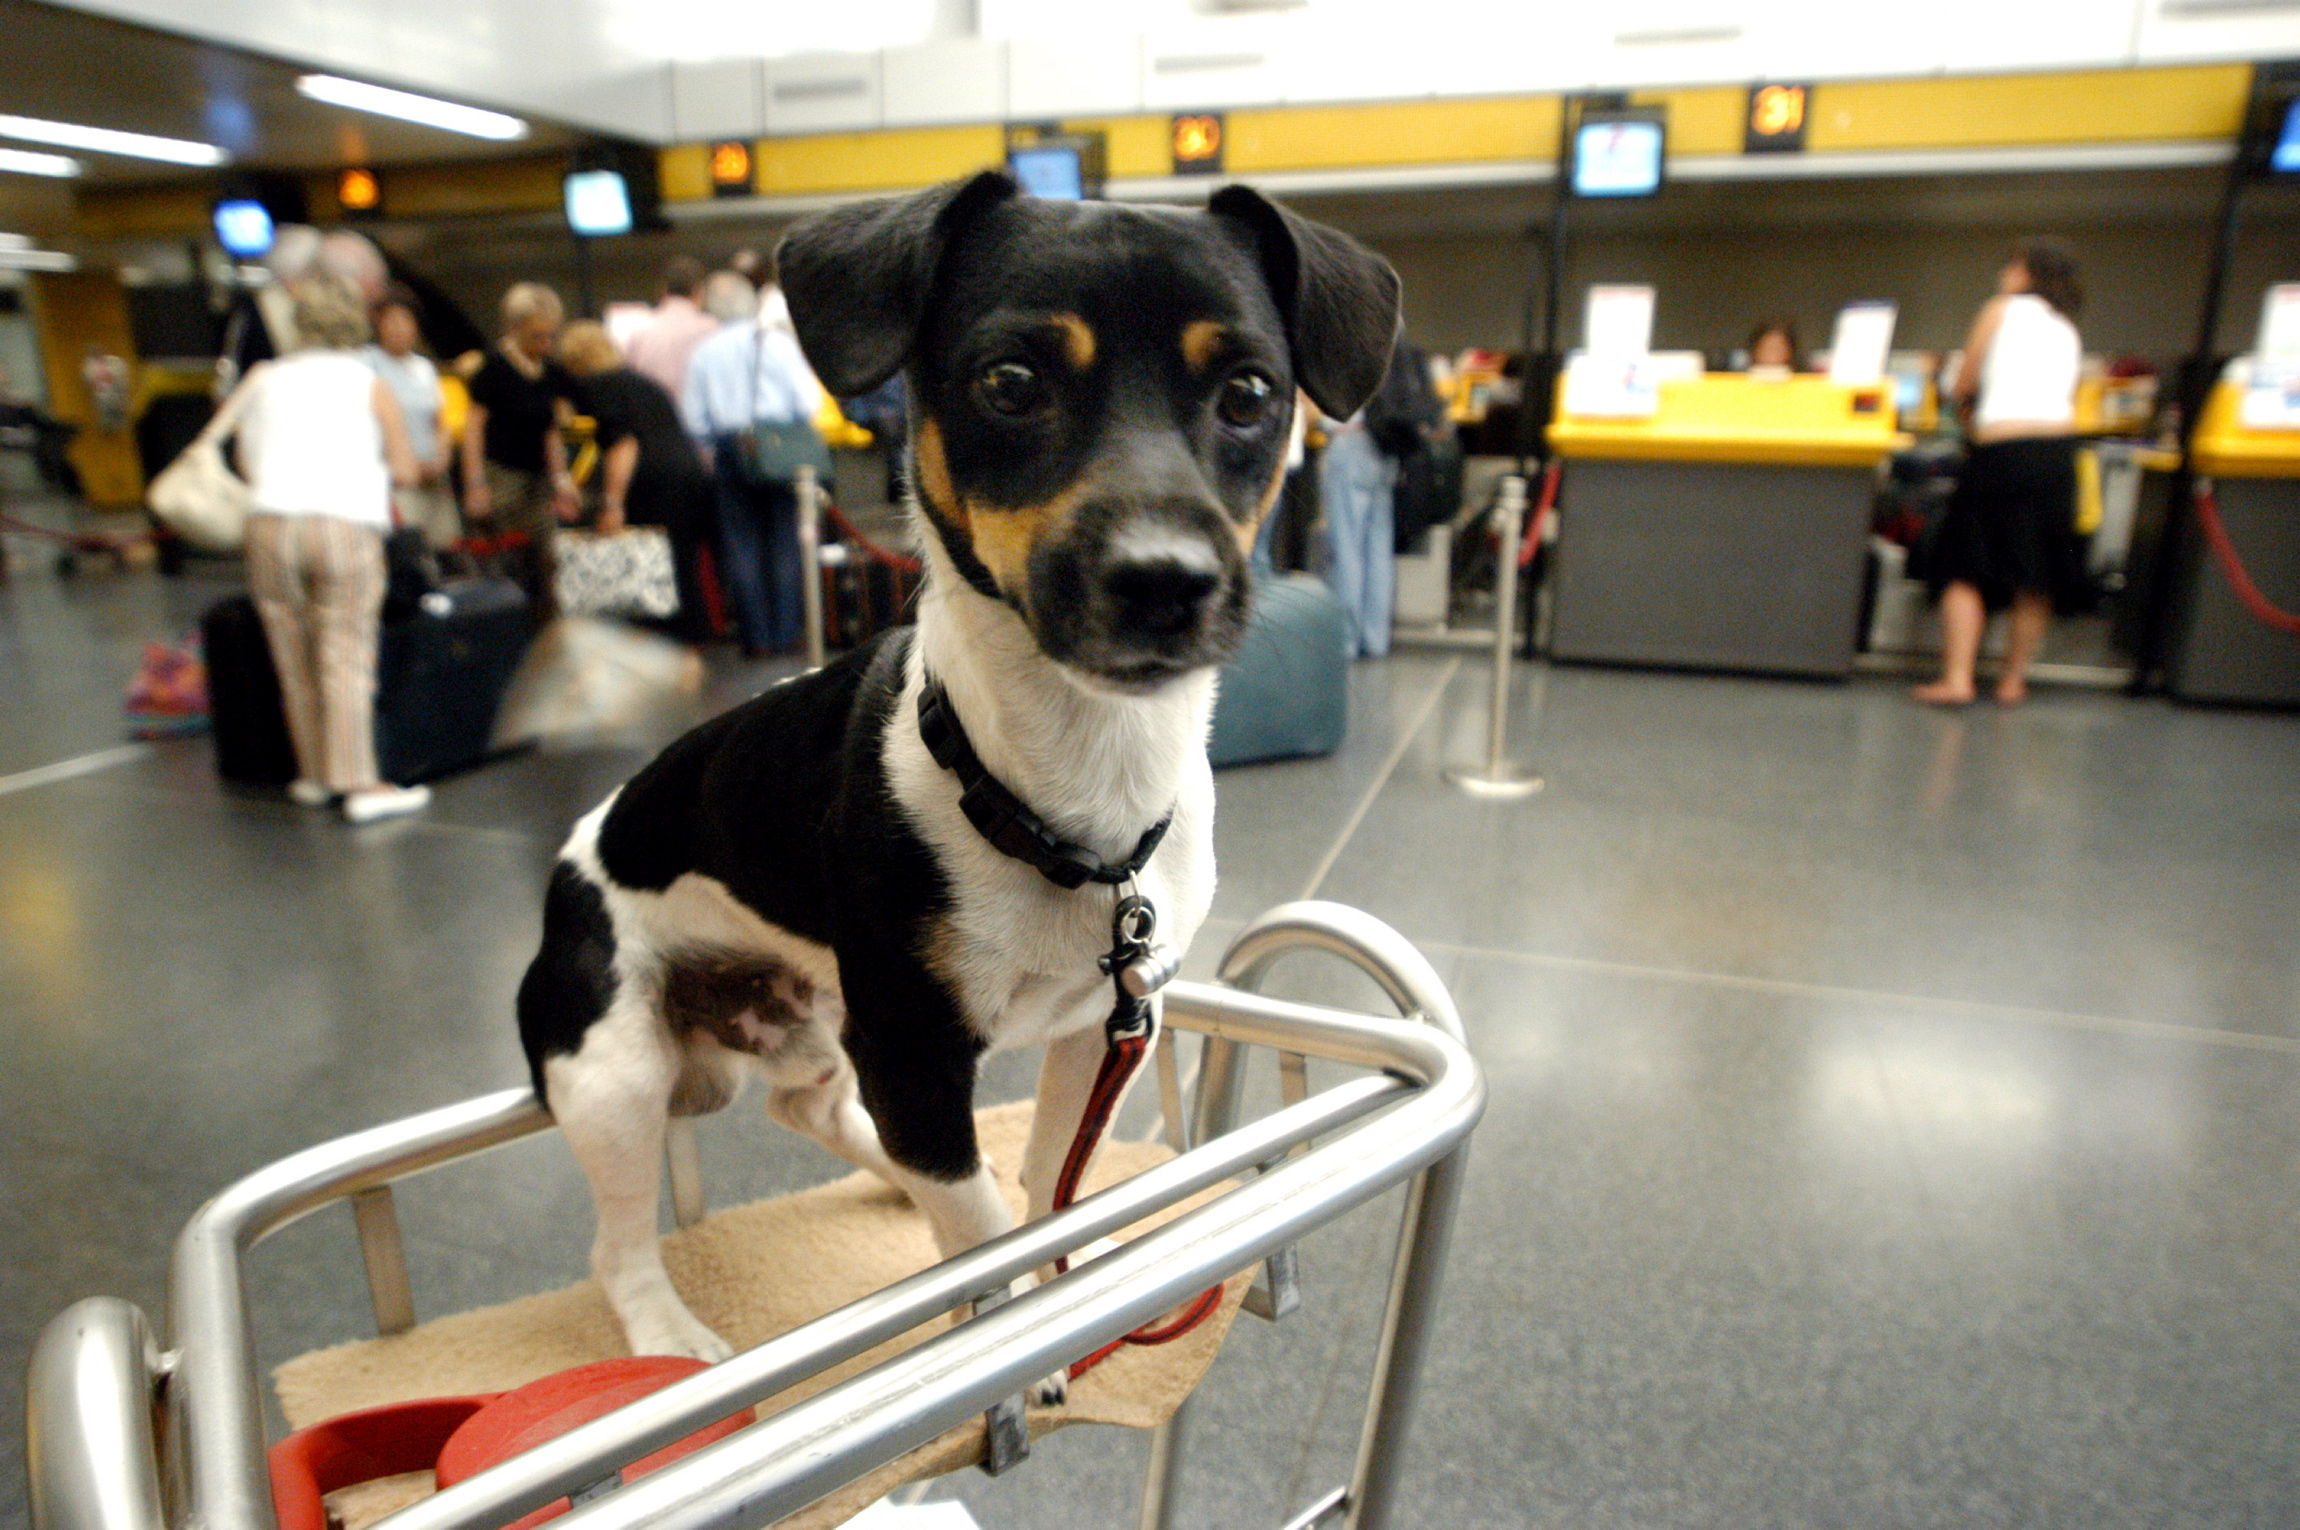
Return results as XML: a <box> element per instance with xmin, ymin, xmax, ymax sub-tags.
<box><xmin>1036</xmin><ymin>503</ymin><xmax>1250</xmax><ymax>687</ymax></box>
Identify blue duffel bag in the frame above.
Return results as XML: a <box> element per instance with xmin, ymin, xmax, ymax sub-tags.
<box><xmin>1208</xmin><ymin>573</ymin><xmax>1349</xmax><ymax>768</ymax></box>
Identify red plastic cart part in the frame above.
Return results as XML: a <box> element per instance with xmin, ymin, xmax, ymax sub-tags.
<box><xmin>270</xmin><ymin>1395</ymin><xmax>499</xmax><ymax>1530</ymax></box>
<box><xmin>268</xmin><ymin>1356</ymin><xmax>756</xmax><ymax>1530</ymax></box>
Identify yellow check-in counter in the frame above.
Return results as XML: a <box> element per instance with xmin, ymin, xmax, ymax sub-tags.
<box><xmin>2158</xmin><ymin>380</ymin><xmax>2300</xmax><ymax>706</ymax></box>
<box><xmin>1545</xmin><ymin>375</ymin><xmax>1912</xmax><ymax>679</ymax></box>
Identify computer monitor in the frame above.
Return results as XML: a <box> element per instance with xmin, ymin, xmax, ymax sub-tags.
<box><xmin>2274</xmin><ymin>97</ymin><xmax>2300</xmax><ymax>176</ymax></box>
<box><xmin>1573</xmin><ymin>110</ymin><xmax>1666</xmax><ymax>199</ymax></box>
<box><xmin>2238</xmin><ymin>60</ymin><xmax>2300</xmax><ymax>181</ymax></box>
<box><xmin>564</xmin><ymin>170</ymin><xmax>634</xmax><ymax>237</ymax></box>
<box><xmin>211</xmin><ymin>199</ymin><xmax>275</xmax><ymax>259</ymax></box>
<box><xmin>1008</xmin><ymin>144</ymin><xmax>1086</xmax><ymax>201</ymax></box>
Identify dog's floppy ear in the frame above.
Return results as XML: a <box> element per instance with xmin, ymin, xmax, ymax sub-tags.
<box><xmin>1208</xmin><ymin>184</ymin><xmax>1402</xmax><ymax>419</ymax></box>
<box><xmin>777</xmin><ymin>170</ymin><xmax>1018</xmax><ymax>398</ymax></box>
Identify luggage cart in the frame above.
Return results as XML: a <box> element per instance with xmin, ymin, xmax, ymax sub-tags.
<box><xmin>27</xmin><ymin>901</ymin><xmax>1483</xmax><ymax>1530</ymax></box>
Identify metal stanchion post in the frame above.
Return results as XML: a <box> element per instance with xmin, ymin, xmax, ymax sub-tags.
<box><xmin>1443</xmin><ymin>474</ymin><xmax>1544</xmax><ymax>799</ymax></box>
<box><xmin>795</xmin><ymin>463</ymin><xmax>826</xmax><ymax>671</ymax></box>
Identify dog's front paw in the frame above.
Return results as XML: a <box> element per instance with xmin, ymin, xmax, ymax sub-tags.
<box><xmin>626</xmin><ymin>1311</ymin><xmax>735</xmax><ymax>1365</ymax></box>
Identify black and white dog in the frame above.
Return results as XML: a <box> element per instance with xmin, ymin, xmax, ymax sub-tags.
<box><xmin>516</xmin><ymin>171</ymin><xmax>1400</xmax><ymax>1396</ymax></box>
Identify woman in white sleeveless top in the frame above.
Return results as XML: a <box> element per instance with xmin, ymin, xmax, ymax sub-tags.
<box><xmin>1915</xmin><ymin>241</ymin><xmax>2085</xmax><ymax>707</ymax></box>
<box><xmin>231</xmin><ymin>278</ymin><xmax>424</xmax><ymax>820</ymax></box>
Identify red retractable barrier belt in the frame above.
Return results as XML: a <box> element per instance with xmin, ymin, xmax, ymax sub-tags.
<box><xmin>2193</xmin><ymin>485</ymin><xmax>2300</xmax><ymax>636</ymax></box>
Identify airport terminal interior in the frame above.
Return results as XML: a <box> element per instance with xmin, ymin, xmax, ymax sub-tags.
<box><xmin>4</xmin><ymin>4</ymin><xmax>2300</xmax><ymax>1528</ymax></box>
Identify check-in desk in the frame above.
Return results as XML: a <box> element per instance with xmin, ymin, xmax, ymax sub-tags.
<box><xmin>1547</xmin><ymin>376</ymin><xmax>1910</xmax><ymax>679</ymax></box>
<box><xmin>2164</xmin><ymin>381</ymin><xmax>2300</xmax><ymax>705</ymax></box>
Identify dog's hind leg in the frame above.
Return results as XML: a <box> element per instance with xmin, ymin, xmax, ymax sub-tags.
<box><xmin>764</xmin><ymin>1062</ymin><xmax>902</xmax><ymax>1186</ymax></box>
<box><xmin>546</xmin><ymin>1006</ymin><xmax>734</xmax><ymax>1364</ymax></box>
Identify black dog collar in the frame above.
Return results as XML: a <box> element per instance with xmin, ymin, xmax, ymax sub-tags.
<box><xmin>917</xmin><ymin>677</ymin><xmax>1171</xmax><ymax>891</ymax></box>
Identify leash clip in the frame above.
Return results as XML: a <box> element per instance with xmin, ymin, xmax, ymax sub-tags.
<box><xmin>1102</xmin><ymin>893</ymin><xmax>1172</xmax><ymax>1044</ymax></box>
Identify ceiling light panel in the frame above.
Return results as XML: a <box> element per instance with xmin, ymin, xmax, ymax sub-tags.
<box><xmin>296</xmin><ymin>76</ymin><xmax>528</xmax><ymax>141</ymax></box>
<box><xmin>0</xmin><ymin>114</ymin><xmax>225</xmax><ymax>166</ymax></box>
<box><xmin>0</xmin><ymin>147</ymin><xmax>81</xmax><ymax>178</ymax></box>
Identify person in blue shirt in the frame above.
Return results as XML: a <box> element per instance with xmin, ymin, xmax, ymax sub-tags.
<box><xmin>681</xmin><ymin>276</ymin><xmax>824</xmax><ymax>657</ymax></box>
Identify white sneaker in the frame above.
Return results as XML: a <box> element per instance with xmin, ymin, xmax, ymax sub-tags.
<box><xmin>287</xmin><ymin>779</ymin><xmax>333</xmax><ymax>807</ymax></box>
<box><xmin>342</xmin><ymin>784</ymin><xmax>432</xmax><ymax>824</ymax></box>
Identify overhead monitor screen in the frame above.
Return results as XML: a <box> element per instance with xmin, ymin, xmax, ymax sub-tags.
<box><xmin>2274</xmin><ymin>97</ymin><xmax>2300</xmax><ymax>175</ymax></box>
<box><xmin>564</xmin><ymin>170</ymin><xmax>633</xmax><ymax>237</ymax></box>
<box><xmin>212</xmin><ymin>199</ymin><xmax>275</xmax><ymax>258</ymax></box>
<box><xmin>1008</xmin><ymin>145</ymin><xmax>1085</xmax><ymax>200</ymax></box>
<box><xmin>1574</xmin><ymin>117</ymin><xmax>1665</xmax><ymax>198</ymax></box>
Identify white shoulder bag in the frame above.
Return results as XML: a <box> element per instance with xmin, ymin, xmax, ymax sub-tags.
<box><xmin>146</xmin><ymin>365</ymin><xmax>266</xmax><ymax>553</ymax></box>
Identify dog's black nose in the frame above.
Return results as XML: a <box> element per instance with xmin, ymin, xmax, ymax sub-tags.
<box><xmin>1105</xmin><ymin>559</ymin><xmax>1221</xmax><ymax>638</ymax></box>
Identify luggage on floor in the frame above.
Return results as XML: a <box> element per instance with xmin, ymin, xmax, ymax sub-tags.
<box><xmin>200</xmin><ymin>595</ymin><xmax>298</xmax><ymax>786</ymax></box>
<box><xmin>374</xmin><ymin>578</ymin><xmax>531</xmax><ymax>783</ymax></box>
<box><xmin>1208</xmin><ymin>573</ymin><xmax>1350</xmax><ymax>768</ymax></box>
<box><xmin>203</xmin><ymin>578</ymin><xmax>530</xmax><ymax>788</ymax></box>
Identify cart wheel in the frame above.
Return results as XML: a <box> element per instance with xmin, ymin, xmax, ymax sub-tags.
<box><xmin>55</xmin><ymin>551</ymin><xmax>77</xmax><ymax>579</ymax></box>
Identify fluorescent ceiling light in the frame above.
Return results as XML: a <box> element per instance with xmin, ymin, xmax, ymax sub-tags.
<box><xmin>296</xmin><ymin>75</ymin><xmax>527</xmax><ymax>141</ymax></box>
<box><xmin>0</xmin><ymin>113</ymin><xmax>224</xmax><ymax>166</ymax></box>
<box><xmin>0</xmin><ymin>146</ymin><xmax>82</xmax><ymax>178</ymax></box>
<box><xmin>0</xmin><ymin>247</ymin><xmax>77</xmax><ymax>271</ymax></box>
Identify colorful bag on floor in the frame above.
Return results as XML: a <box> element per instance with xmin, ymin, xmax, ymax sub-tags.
<box><xmin>553</xmin><ymin>527</ymin><xmax>679</xmax><ymax>621</ymax></box>
<box><xmin>123</xmin><ymin>636</ymin><xmax>209</xmax><ymax>738</ymax></box>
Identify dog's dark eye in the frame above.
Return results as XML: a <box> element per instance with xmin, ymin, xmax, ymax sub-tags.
<box><xmin>976</xmin><ymin>361</ymin><xmax>1047</xmax><ymax>418</ymax></box>
<box><xmin>1217</xmin><ymin>371</ymin><xmax>1276</xmax><ymax>429</ymax></box>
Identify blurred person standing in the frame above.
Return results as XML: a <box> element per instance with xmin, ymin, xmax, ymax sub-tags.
<box><xmin>559</xmin><ymin>321</ymin><xmax>716</xmax><ymax>644</ymax></box>
<box><xmin>362</xmin><ymin>284</ymin><xmax>456</xmax><ymax>547</ymax></box>
<box><xmin>463</xmin><ymin>282</ymin><xmax>578</xmax><ymax>622</ymax></box>
<box><xmin>230</xmin><ymin>279</ymin><xmax>427</xmax><ymax>821</ymax></box>
<box><xmin>622</xmin><ymin>256</ymin><xmax>717</xmax><ymax>404</ymax></box>
<box><xmin>681</xmin><ymin>272</ymin><xmax>824</xmax><ymax>657</ymax></box>
<box><xmin>1915</xmin><ymin>240</ymin><xmax>2085</xmax><ymax>707</ymax></box>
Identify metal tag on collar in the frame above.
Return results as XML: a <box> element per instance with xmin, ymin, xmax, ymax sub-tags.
<box><xmin>1103</xmin><ymin>892</ymin><xmax>1180</xmax><ymax>1020</ymax></box>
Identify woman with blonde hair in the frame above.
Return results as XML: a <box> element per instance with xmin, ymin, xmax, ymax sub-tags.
<box><xmin>231</xmin><ymin>277</ymin><xmax>426</xmax><ymax>821</ymax></box>
<box><xmin>462</xmin><ymin>281</ymin><xmax>578</xmax><ymax>621</ymax></box>
<box><xmin>558</xmin><ymin>320</ymin><xmax>716</xmax><ymax>643</ymax></box>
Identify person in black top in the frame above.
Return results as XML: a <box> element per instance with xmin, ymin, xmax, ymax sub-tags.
<box><xmin>461</xmin><ymin>282</ymin><xmax>578</xmax><ymax>622</ymax></box>
<box><xmin>559</xmin><ymin>322</ymin><xmax>716</xmax><ymax>644</ymax></box>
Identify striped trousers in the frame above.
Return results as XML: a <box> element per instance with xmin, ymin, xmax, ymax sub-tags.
<box><xmin>244</xmin><ymin>512</ymin><xmax>387</xmax><ymax>793</ymax></box>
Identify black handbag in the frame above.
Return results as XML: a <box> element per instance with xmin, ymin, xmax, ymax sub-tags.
<box><xmin>732</xmin><ymin>324</ymin><xmax>833</xmax><ymax>489</ymax></box>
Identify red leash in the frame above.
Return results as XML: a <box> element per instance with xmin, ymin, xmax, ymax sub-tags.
<box><xmin>1050</xmin><ymin>1027</ymin><xmax>1225</xmax><ymax>1380</ymax></box>
<box><xmin>2193</xmin><ymin>484</ymin><xmax>2300</xmax><ymax>636</ymax></box>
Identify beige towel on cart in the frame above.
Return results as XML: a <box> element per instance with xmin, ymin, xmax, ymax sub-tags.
<box><xmin>274</xmin><ymin>1102</ymin><xmax>1251</xmax><ymax>1530</ymax></box>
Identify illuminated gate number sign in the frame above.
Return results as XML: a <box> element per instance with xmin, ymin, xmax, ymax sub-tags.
<box><xmin>1745</xmin><ymin>83</ymin><xmax>1810</xmax><ymax>154</ymax></box>
<box><xmin>710</xmin><ymin>140</ymin><xmax>754</xmax><ymax>197</ymax></box>
<box><xmin>1171</xmin><ymin>113</ymin><xmax>1225</xmax><ymax>176</ymax></box>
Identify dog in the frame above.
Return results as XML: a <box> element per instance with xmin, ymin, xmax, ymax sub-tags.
<box><xmin>516</xmin><ymin>170</ymin><xmax>1400</xmax><ymax>1400</ymax></box>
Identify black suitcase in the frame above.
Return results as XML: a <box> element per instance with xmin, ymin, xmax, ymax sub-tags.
<box><xmin>201</xmin><ymin>595</ymin><xmax>298</xmax><ymax>786</ymax></box>
<box><xmin>374</xmin><ymin>578</ymin><xmax>531</xmax><ymax>783</ymax></box>
<box><xmin>202</xmin><ymin>578</ymin><xmax>530</xmax><ymax>788</ymax></box>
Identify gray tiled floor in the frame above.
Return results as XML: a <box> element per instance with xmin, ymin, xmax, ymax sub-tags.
<box><xmin>4</xmin><ymin>531</ymin><xmax>2299</xmax><ymax>1529</ymax></box>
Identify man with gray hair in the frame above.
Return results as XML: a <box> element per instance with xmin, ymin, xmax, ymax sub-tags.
<box><xmin>700</xmin><ymin>269</ymin><xmax>756</xmax><ymax>323</ymax></box>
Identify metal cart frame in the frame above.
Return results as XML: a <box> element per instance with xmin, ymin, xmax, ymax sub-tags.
<box><xmin>28</xmin><ymin>901</ymin><xmax>1483</xmax><ymax>1530</ymax></box>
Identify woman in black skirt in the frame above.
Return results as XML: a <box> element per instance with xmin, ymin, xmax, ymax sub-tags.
<box><xmin>1915</xmin><ymin>241</ymin><xmax>2086</xmax><ymax>707</ymax></box>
